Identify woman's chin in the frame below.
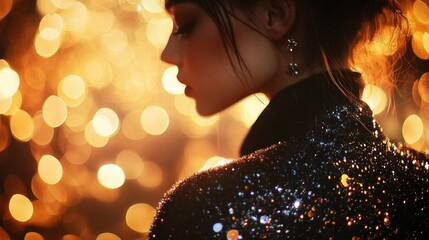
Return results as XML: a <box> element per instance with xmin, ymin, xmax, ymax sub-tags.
<box><xmin>195</xmin><ymin>103</ymin><xmax>224</xmax><ymax>117</ymax></box>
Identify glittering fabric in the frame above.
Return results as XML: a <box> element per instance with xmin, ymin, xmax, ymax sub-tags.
<box><xmin>149</xmin><ymin>102</ymin><xmax>429</xmax><ymax>239</ymax></box>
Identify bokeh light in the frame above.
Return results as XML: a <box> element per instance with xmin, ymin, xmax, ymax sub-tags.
<box><xmin>85</xmin><ymin>120</ymin><xmax>110</xmax><ymax>148</ymax></box>
<box><xmin>24</xmin><ymin>232</ymin><xmax>44</xmax><ymax>240</ymax></box>
<box><xmin>42</xmin><ymin>95</ymin><xmax>68</xmax><ymax>128</ymax></box>
<box><xmin>125</xmin><ymin>203</ymin><xmax>156</xmax><ymax>233</ymax></box>
<box><xmin>95</xmin><ymin>233</ymin><xmax>120</xmax><ymax>240</ymax></box>
<box><xmin>136</xmin><ymin>161</ymin><xmax>163</xmax><ymax>188</ymax></box>
<box><xmin>0</xmin><ymin>0</ymin><xmax>428</xmax><ymax>239</ymax></box>
<box><xmin>58</xmin><ymin>74</ymin><xmax>86</xmax><ymax>106</ymax></box>
<box><xmin>146</xmin><ymin>18</ymin><xmax>172</xmax><ymax>48</ymax></box>
<box><xmin>361</xmin><ymin>84</ymin><xmax>388</xmax><ymax>115</ymax></box>
<box><xmin>418</xmin><ymin>72</ymin><xmax>429</xmax><ymax>104</ymax></box>
<box><xmin>0</xmin><ymin>67</ymin><xmax>20</xmax><ymax>98</ymax></box>
<box><xmin>38</xmin><ymin>155</ymin><xmax>63</xmax><ymax>185</ymax></box>
<box><xmin>97</xmin><ymin>164</ymin><xmax>126</xmax><ymax>189</ymax></box>
<box><xmin>115</xmin><ymin>150</ymin><xmax>144</xmax><ymax>179</ymax></box>
<box><xmin>0</xmin><ymin>0</ymin><xmax>13</xmax><ymax>20</ymax></box>
<box><xmin>141</xmin><ymin>0</ymin><xmax>164</xmax><ymax>14</ymax></box>
<box><xmin>403</xmin><ymin>114</ymin><xmax>424</xmax><ymax>145</ymax></box>
<box><xmin>92</xmin><ymin>108</ymin><xmax>120</xmax><ymax>137</ymax></box>
<box><xmin>162</xmin><ymin>66</ymin><xmax>185</xmax><ymax>95</ymax></box>
<box><xmin>9</xmin><ymin>194</ymin><xmax>34</xmax><ymax>222</ymax></box>
<box><xmin>141</xmin><ymin>105</ymin><xmax>169</xmax><ymax>135</ymax></box>
<box><xmin>32</xmin><ymin>112</ymin><xmax>54</xmax><ymax>146</ymax></box>
<box><xmin>200</xmin><ymin>156</ymin><xmax>232</xmax><ymax>172</ymax></box>
<box><xmin>10</xmin><ymin>109</ymin><xmax>34</xmax><ymax>142</ymax></box>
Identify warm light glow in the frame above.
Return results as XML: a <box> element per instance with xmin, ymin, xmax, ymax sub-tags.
<box><xmin>418</xmin><ymin>72</ymin><xmax>429</xmax><ymax>104</ymax></box>
<box><xmin>85</xmin><ymin>120</ymin><xmax>109</xmax><ymax>148</ymax></box>
<box><xmin>52</xmin><ymin>0</ymin><xmax>76</xmax><ymax>10</ymax></box>
<box><xmin>121</xmin><ymin>110</ymin><xmax>147</xmax><ymax>140</ymax></box>
<box><xmin>102</xmin><ymin>29</ymin><xmax>128</xmax><ymax>52</ymax></box>
<box><xmin>162</xmin><ymin>66</ymin><xmax>185</xmax><ymax>95</ymax></box>
<box><xmin>9</xmin><ymin>194</ymin><xmax>33</xmax><ymax>222</ymax></box>
<box><xmin>0</xmin><ymin>0</ymin><xmax>13</xmax><ymax>20</ymax></box>
<box><xmin>361</xmin><ymin>84</ymin><xmax>388</xmax><ymax>115</ymax></box>
<box><xmin>83</xmin><ymin>59</ymin><xmax>112</xmax><ymax>88</ymax></box>
<box><xmin>141</xmin><ymin>0</ymin><xmax>164</xmax><ymax>13</ymax></box>
<box><xmin>0</xmin><ymin>96</ymin><xmax>12</xmax><ymax>114</ymax></box>
<box><xmin>3</xmin><ymin>90</ymin><xmax>22</xmax><ymax>116</ymax></box>
<box><xmin>60</xmin><ymin>1</ymin><xmax>88</xmax><ymax>31</ymax></box>
<box><xmin>180</xmin><ymin>141</ymin><xmax>216</xmax><ymax>178</ymax></box>
<box><xmin>92</xmin><ymin>108</ymin><xmax>120</xmax><ymax>137</ymax></box>
<box><xmin>200</xmin><ymin>156</ymin><xmax>231</xmax><ymax>172</ymax></box>
<box><xmin>32</xmin><ymin>112</ymin><xmax>54</xmax><ymax>146</ymax></box>
<box><xmin>0</xmin><ymin>227</ymin><xmax>10</xmax><ymax>240</ymax></box>
<box><xmin>0</xmin><ymin>67</ymin><xmax>20</xmax><ymax>98</ymax></box>
<box><xmin>0</xmin><ymin>0</ymin><xmax>428</xmax><ymax>237</ymax></box>
<box><xmin>412</xmin><ymin>32</ymin><xmax>429</xmax><ymax>60</ymax></box>
<box><xmin>402</xmin><ymin>114</ymin><xmax>424</xmax><ymax>144</ymax></box>
<box><xmin>39</xmin><ymin>13</ymin><xmax>64</xmax><ymax>40</ymax></box>
<box><xmin>98</xmin><ymin>164</ymin><xmax>126</xmax><ymax>189</ymax></box>
<box><xmin>38</xmin><ymin>155</ymin><xmax>63</xmax><ymax>185</ymax></box>
<box><xmin>369</xmin><ymin>26</ymin><xmax>399</xmax><ymax>56</ymax></box>
<box><xmin>125</xmin><ymin>203</ymin><xmax>156</xmax><ymax>233</ymax></box>
<box><xmin>174</xmin><ymin>94</ymin><xmax>194</xmax><ymax>116</ymax></box>
<box><xmin>65</xmin><ymin>98</ymin><xmax>92</xmax><ymax>129</ymax></box>
<box><xmin>191</xmin><ymin>111</ymin><xmax>219</xmax><ymax>127</ymax></box>
<box><xmin>115</xmin><ymin>150</ymin><xmax>144</xmax><ymax>179</ymax></box>
<box><xmin>141</xmin><ymin>106</ymin><xmax>169</xmax><ymax>135</ymax></box>
<box><xmin>95</xmin><ymin>233</ymin><xmax>121</xmax><ymax>240</ymax></box>
<box><xmin>235</xmin><ymin>94</ymin><xmax>268</xmax><ymax>127</ymax></box>
<box><xmin>10</xmin><ymin>109</ymin><xmax>34</xmax><ymax>142</ymax></box>
<box><xmin>146</xmin><ymin>18</ymin><xmax>172</xmax><ymax>48</ymax></box>
<box><xmin>42</xmin><ymin>95</ymin><xmax>68</xmax><ymax>128</ymax></box>
<box><xmin>423</xmin><ymin>32</ymin><xmax>429</xmax><ymax>54</ymax></box>
<box><xmin>37</xmin><ymin>0</ymin><xmax>59</xmax><ymax>15</ymax></box>
<box><xmin>24</xmin><ymin>232</ymin><xmax>44</xmax><ymax>240</ymax></box>
<box><xmin>60</xmin><ymin>74</ymin><xmax>86</xmax><ymax>100</ymax></box>
<box><xmin>137</xmin><ymin>161</ymin><xmax>163</xmax><ymax>188</ymax></box>
<box><xmin>35</xmin><ymin>31</ymin><xmax>61</xmax><ymax>57</ymax></box>
<box><xmin>413</xmin><ymin>0</ymin><xmax>429</xmax><ymax>24</ymax></box>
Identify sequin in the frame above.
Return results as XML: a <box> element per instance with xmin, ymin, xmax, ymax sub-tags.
<box><xmin>149</xmin><ymin>103</ymin><xmax>429</xmax><ymax>239</ymax></box>
<box><xmin>213</xmin><ymin>223</ymin><xmax>223</xmax><ymax>233</ymax></box>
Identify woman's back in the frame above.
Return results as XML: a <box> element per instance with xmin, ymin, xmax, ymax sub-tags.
<box><xmin>150</xmin><ymin>99</ymin><xmax>429</xmax><ymax>239</ymax></box>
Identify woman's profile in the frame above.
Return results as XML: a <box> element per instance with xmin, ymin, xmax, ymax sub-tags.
<box><xmin>149</xmin><ymin>0</ymin><xmax>429</xmax><ymax>239</ymax></box>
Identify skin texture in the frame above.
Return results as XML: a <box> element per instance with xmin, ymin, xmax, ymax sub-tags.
<box><xmin>161</xmin><ymin>1</ymin><xmax>303</xmax><ymax>116</ymax></box>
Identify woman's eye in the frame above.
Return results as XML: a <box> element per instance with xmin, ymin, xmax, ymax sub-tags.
<box><xmin>172</xmin><ymin>21</ymin><xmax>195</xmax><ymax>37</ymax></box>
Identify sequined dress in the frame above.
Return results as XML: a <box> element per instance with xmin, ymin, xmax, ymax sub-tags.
<box><xmin>149</xmin><ymin>72</ymin><xmax>429</xmax><ymax>239</ymax></box>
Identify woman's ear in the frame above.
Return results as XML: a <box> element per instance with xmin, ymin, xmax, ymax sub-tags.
<box><xmin>262</xmin><ymin>0</ymin><xmax>296</xmax><ymax>40</ymax></box>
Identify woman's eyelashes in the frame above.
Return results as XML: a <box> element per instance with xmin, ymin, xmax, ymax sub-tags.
<box><xmin>172</xmin><ymin>20</ymin><xmax>196</xmax><ymax>38</ymax></box>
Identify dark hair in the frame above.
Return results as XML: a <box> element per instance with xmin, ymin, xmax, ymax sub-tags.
<box><xmin>165</xmin><ymin>0</ymin><xmax>407</xmax><ymax>93</ymax></box>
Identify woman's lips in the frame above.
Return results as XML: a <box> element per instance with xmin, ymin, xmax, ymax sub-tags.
<box><xmin>184</xmin><ymin>85</ymin><xmax>192</xmax><ymax>96</ymax></box>
<box><xmin>177</xmin><ymin>74</ymin><xmax>191</xmax><ymax>96</ymax></box>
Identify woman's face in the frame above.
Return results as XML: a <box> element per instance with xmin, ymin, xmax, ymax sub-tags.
<box><xmin>161</xmin><ymin>3</ymin><xmax>282</xmax><ymax>116</ymax></box>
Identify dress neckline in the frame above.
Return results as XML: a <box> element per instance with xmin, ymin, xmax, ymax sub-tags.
<box><xmin>240</xmin><ymin>70</ymin><xmax>363</xmax><ymax>156</ymax></box>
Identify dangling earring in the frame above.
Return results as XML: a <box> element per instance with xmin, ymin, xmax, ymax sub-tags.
<box><xmin>286</xmin><ymin>38</ymin><xmax>300</xmax><ymax>76</ymax></box>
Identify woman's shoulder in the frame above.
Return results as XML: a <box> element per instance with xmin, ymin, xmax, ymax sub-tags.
<box><xmin>149</xmin><ymin>102</ymin><xmax>429</xmax><ymax>239</ymax></box>
<box><xmin>148</xmin><ymin>142</ymin><xmax>303</xmax><ymax>239</ymax></box>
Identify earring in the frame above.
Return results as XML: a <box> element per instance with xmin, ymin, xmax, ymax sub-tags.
<box><xmin>286</xmin><ymin>38</ymin><xmax>300</xmax><ymax>76</ymax></box>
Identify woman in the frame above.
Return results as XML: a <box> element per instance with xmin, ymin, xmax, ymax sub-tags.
<box><xmin>150</xmin><ymin>0</ymin><xmax>429</xmax><ymax>239</ymax></box>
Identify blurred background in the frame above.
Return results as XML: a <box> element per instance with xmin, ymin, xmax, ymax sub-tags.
<box><xmin>0</xmin><ymin>0</ymin><xmax>428</xmax><ymax>239</ymax></box>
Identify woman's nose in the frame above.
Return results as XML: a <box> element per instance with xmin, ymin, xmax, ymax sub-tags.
<box><xmin>161</xmin><ymin>35</ymin><xmax>181</xmax><ymax>66</ymax></box>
